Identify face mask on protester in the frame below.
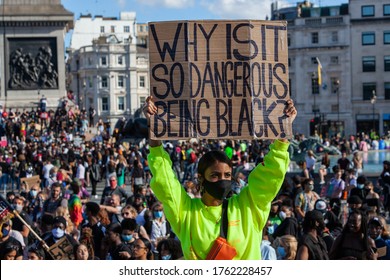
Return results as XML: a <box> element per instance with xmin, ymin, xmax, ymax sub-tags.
<box><xmin>52</xmin><ymin>228</ymin><xmax>65</xmax><ymax>239</ymax></box>
<box><xmin>357</xmin><ymin>184</ymin><xmax>364</xmax><ymax>189</ymax></box>
<box><xmin>161</xmin><ymin>254</ymin><xmax>172</xmax><ymax>260</ymax></box>
<box><xmin>30</xmin><ymin>190</ymin><xmax>38</xmax><ymax>197</ymax></box>
<box><xmin>267</xmin><ymin>226</ymin><xmax>274</xmax><ymax>235</ymax></box>
<box><xmin>1</xmin><ymin>227</ymin><xmax>10</xmax><ymax>238</ymax></box>
<box><xmin>14</xmin><ymin>204</ymin><xmax>23</xmax><ymax>213</ymax></box>
<box><xmin>121</xmin><ymin>234</ymin><xmax>133</xmax><ymax>242</ymax></box>
<box><xmin>202</xmin><ymin>179</ymin><xmax>232</xmax><ymax>200</ymax></box>
<box><xmin>154</xmin><ymin>211</ymin><xmax>163</xmax><ymax>219</ymax></box>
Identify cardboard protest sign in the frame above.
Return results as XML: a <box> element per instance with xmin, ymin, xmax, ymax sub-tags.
<box><xmin>20</xmin><ymin>176</ymin><xmax>41</xmax><ymax>192</ymax></box>
<box><xmin>148</xmin><ymin>20</ymin><xmax>291</xmax><ymax>140</ymax></box>
<box><xmin>49</xmin><ymin>236</ymin><xmax>75</xmax><ymax>260</ymax></box>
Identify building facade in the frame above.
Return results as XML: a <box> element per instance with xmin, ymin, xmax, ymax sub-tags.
<box><xmin>67</xmin><ymin>13</ymin><xmax>149</xmax><ymax>126</ymax></box>
<box><xmin>272</xmin><ymin>0</ymin><xmax>390</xmax><ymax>138</ymax></box>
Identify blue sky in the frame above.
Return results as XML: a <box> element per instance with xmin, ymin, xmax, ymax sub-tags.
<box><xmin>62</xmin><ymin>0</ymin><xmax>348</xmax><ymax>23</ymax></box>
<box><xmin>62</xmin><ymin>0</ymin><xmax>347</xmax><ymax>47</ymax></box>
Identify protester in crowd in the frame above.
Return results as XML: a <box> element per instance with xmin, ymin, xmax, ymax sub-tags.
<box><xmin>0</xmin><ymin>240</ymin><xmax>23</xmax><ymax>260</ymax></box>
<box><xmin>379</xmin><ymin>160</ymin><xmax>390</xmax><ymax>213</ymax></box>
<box><xmin>42</xmin><ymin>182</ymin><xmax>68</xmax><ymax>215</ymax></box>
<box><xmin>296</xmin><ymin>210</ymin><xmax>329</xmax><ymax>260</ymax></box>
<box><xmin>27</xmin><ymin>245</ymin><xmax>45</xmax><ymax>260</ymax></box>
<box><xmin>100</xmin><ymin>193</ymin><xmax>123</xmax><ymax>224</ymax></box>
<box><xmin>273</xmin><ymin>234</ymin><xmax>298</xmax><ymax>260</ymax></box>
<box><xmin>74</xmin><ymin>243</ymin><xmax>91</xmax><ymax>260</ymax></box>
<box><xmin>68</xmin><ymin>179</ymin><xmax>83</xmax><ymax>229</ymax></box>
<box><xmin>368</xmin><ymin>217</ymin><xmax>390</xmax><ymax>260</ymax></box>
<box><xmin>157</xmin><ymin>238</ymin><xmax>183</xmax><ymax>260</ymax></box>
<box><xmin>131</xmin><ymin>159</ymin><xmax>145</xmax><ymax>194</ymax></box>
<box><xmin>132</xmin><ymin>237</ymin><xmax>153</xmax><ymax>260</ymax></box>
<box><xmin>337</xmin><ymin>151</ymin><xmax>352</xmax><ymax>176</ymax></box>
<box><xmin>54</xmin><ymin>206</ymin><xmax>75</xmax><ymax>234</ymax></box>
<box><xmin>10</xmin><ymin>195</ymin><xmax>32</xmax><ymax>246</ymax></box>
<box><xmin>352</xmin><ymin>151</ymin><xmax>363</xmax><ymax>175</ymax></box>
<box><xmin>260</xmin><ymin>225</ymin><xmax>277</xmax><ymax>260</ymax></box>
<box><xmin>305</xmin><ymin>150</ymin><xmax>316</xmax><ymax>178</ymax></box>
<box><xmin>323</xmin><ymin>165</ymin><xmax>345</xmax><ymax>207</ymax></box>
<box><xmin>329</xmin><ymin>209</ymin><xmax>377</xmax><ymax>260</ymax></box>
<box><xmin>148</xmin><ymin>202</ymin><xmax>171</xmax><ymax>255</ymax></box>
<box><xmin>273</xmin><ymin>204</ymin><xmax>299</xmax><ymax>239</ymax></box>
<box><xmin>314</xmin><ymin>199</ymin><xmax>342</xmax><ymax>239</ymax></box>
<box><xmin>364</xmin><ymin>181</ymin><xmax>381</xmax><ymax>214</ymax></box>
<box><xmin>295</xmin><ymin>178</ymin><xmax>320</xmax><ymax>223</ymax></box>
<box><xmin>143</xmin><ymin>96</ymin><xmax>297</xmax><ymax>260</ymax></box>
<box><xmin>100</xmin><ymin>175</ymin><xmax>128</xmax><ymax>205</ymax></box>
<box><xmin>350</xmin><ymin>175</ymin><xmax>368</xmax><ymax>201</ymax></box>
<box><xmin>40</xmin><ymin>216</ymin><xmax>78</xmax><ymax>259</ymax></box>
<box><xmin>82</xmin><ymin>201</ymin><xmax>106</xmax><ymax>259</ymax></box>
<box><xmin>106</xmin><ymin>223</ymin><xmax>131</xmax><ymax>260</ymax></box>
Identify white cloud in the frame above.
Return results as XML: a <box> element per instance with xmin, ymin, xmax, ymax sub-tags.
<box><xmin>137</xmin><ymin>0</ymin><xmax>195</xmax><ymax>9</ymax></box>
<box><xmin>200</xmin><ymin>0</ymin><xmax>290</xmax><ymax>20</ymax></box>
<box><xmin>116</xmin><ymin>0</ymin><xmax>126</xmax><ymax>8</ymax></box>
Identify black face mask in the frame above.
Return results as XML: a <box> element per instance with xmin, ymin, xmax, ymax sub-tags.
<box><xmin>203</xmin><ymin>179</ymin><xmax>232</xmax><ymax>200</ymax></box>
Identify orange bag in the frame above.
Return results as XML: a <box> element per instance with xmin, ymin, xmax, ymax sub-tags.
<box><xmin>206</xmin><ymin>237</ymin><xmax>237</xmax><ymax>260</ymax></box>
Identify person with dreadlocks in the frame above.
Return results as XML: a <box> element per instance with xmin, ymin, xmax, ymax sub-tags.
<box><xmin>329</xmin><ymin>209</ymin><xmax>378</xmax><ymax>260</ymax></box>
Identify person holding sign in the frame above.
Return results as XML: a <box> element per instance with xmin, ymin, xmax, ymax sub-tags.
<box><xmin>143</xmin><ymin>97</ymin><xmax>297</xmax><ymax>260</ymax></box>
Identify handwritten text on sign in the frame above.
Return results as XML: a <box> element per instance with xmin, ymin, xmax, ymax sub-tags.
<box><xmin>149</xmin><ymin>20</ymin><xmax>291</xmax><ymax>140</ymax></box>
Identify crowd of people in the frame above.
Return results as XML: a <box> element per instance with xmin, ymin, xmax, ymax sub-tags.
<box><xmin>0</xmin><ymin>97</ymin><xmax>389</xmax><ymax>260</ymax></box>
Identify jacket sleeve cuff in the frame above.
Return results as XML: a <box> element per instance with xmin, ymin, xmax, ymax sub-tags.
<box><xmin>274</xmin><ymin>139</ymin><xmax>290</xmax><ymax>151</ymax></box>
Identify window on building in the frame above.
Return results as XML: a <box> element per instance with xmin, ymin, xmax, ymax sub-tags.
<box><xmin>101</xmin><ymin>56</ymin><xmax>107</xmax><ymax>66</ymax></box>
<box><xmin>111</xmin><ymin>26</ymin><xmax>115</xmax><ymax>33</ymax></box>
<box><xmin>118</xmin><ymin>56</ymin><xmax>123</xmax><ymax>65</ymax></box>
<box><xmin>100</xmin><ymin>26</ymin><xmax>105</xmax><ymax>33</ymax></box>
<box><xmin>139</xmin><ymin>76</ymin><xmax>145</xmax><ymax>88</ymax></box>
<box><xmin>311</xmin><ymin>57</ymin><xmax>318</xmax><ymax>64</ymax></box>
<box><xmin>140</xmin><ymin>96</ymin><xmax>146</xmax><ymax>107</ymax></box>
<box><xmin>102</xmin><ymin>97</ymin><xmax>109</xmax><ymax>111</ymax></box>
<box><xmin>311</xmin><ymin>32</ymin><xmax>319</xmax><ymax>44</ymax></box>
<box><xmin>118</xmin><ymin>76</ymin><xmax>124</xmax><ymax>87</ymax></box>
<box><xmin>385</xmin><ymin>82</ymin><xmax>390</xmax><ymax>99</ymax></box>
<box><xmin>288</xmin><ymin>34</ymin><xmax>291</xmax><ymax>46</ymax></box>
<box><xmin>124</xmin><ymin>26</ymin><xmax>130</xmax><ymax>33</ymax></box>
<box><xmin>362</xmin><ymin>5</ymin><xmax>375</xmax><ymax>17</ymax></box>
<box><xmin>139</xmin><ymin>25</ymin><xmax>143</xmax><ymax>32</ymax></box>
<box><xmin>88</xmin><ymin>77</ymin><xmax>93</xmax><ymax>88</ymax></box>
<box><xmin>362</xmin><ymin>56</ymin><xmax>376</xmax><ymax>72</ymax></box>
<box><xmin>330</xmin><ymin>56</ymin><xmax>339</xmax><ymax>64</ymax></box>
<box><xmin>88</xmin><ymin>57</ymin><xmax>92</xmax><ymax>65</ymax></box>
<box><xmin>311</xmin><ymin>77</ymin><xmax>320</xmax><ymax>94</ymax></box>
<box><xmin>363</xmin><ymin>83</ymin><xmax>376</xmax><ymax>100</ymax></box>
<box><xmin>331</xmin><ymin>31</ymin><xmax>338</xmax><ymax>43</ymax></box>
<box><xmin>118</xmin><ymin>96</ymin><xmax>125</xmax><ymax>111</ymax></box>
<box><xmin>362</xmin><ymin>32</ymin><xmax>375</xmax><ymax>45</ymax></box>
<box><xmin>101</xmin><ymin>76</ymin><xmax>108</xmax><ymax>88</ymax></box>
<box><xmin>384</xmin><ymin>32</ymin><xmax>390</xmax><ymax>44</ymax></box>
<box><xmin>288</xmin><ymin>58</ymin><xmax>291</xmax><ymax>67</ymax></box>
<box><xmin>385</xmin><ymin>4</ymin><xmax>390</xmax><ymax>16</ymax></box>
<box><xmin>385</xmin><ymin>56</ymin><xmax>390</xmax><ymax>71</ymax></box>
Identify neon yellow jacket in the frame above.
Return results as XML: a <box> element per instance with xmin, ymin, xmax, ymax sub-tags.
<box><xmin>148</xmin><ymin>140</ymin><xmax>289</xmax><ymax>260</ymax></box>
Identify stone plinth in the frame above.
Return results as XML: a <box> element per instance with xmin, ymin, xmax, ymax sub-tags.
<box><xmin>0</xmin><ymin>0</ymin><xmax>73</xmax><ymax>109</ymax></box>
